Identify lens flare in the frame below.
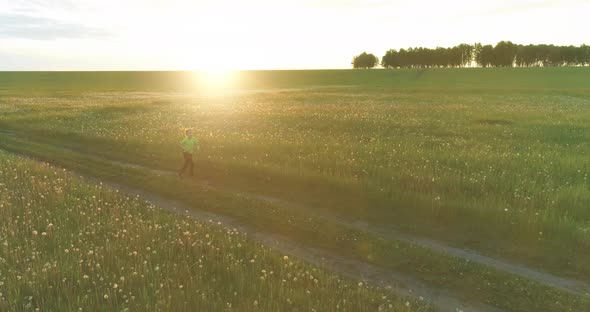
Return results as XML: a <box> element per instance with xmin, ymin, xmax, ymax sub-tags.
<box><xmin>192</xmin><ymin>69</ymin><xmax>239</xmax><ymax>94</ymax></box>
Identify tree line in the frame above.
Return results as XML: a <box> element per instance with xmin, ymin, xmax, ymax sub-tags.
<box><xmin>352</xmin><ymin>42</ymin><xmax>590</xmax><ymax>68</ymax></box>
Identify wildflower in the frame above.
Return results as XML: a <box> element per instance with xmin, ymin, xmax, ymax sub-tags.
<box><xmin>113</xmin><ymin>283</ymin><xmax>118</xmax><ymax>289</ymax></box>
<box><xmin>32</xmin><ymin>230</ymin><xmax>38</xmax><ymax>235</ymax></box>
<box><xmin>104</xmin><ymin>294</ymin><xmax>109</xmax><ymax>299</ymax></box>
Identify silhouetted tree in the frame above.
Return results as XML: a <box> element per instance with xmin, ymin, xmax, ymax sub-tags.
<box><xmin>562</xmin><ymin>45</ymin><xmax>579</xmax><ymax>65</ymax></box>
<box><xmin>516</xmin><ymin>45</ymin><xmax>538</xmax><ymax>66</ymax></box>
<box><xmin>476</xmin><ymin>45</ymin><xmax>495</xmax><ymax>67</ymax></box>
<box><xmin>458</xmin><ymin>43</ymin><xmax>474</xmax><ymax>67</ymax></box>
<box><xmin>492</xmin><ymin>41</ymin><xmax>518</xmax><ymax>67</ymax></box>
<box><xmin>352</xmin><ymin>52</ymin><xmax>379</xmax><ymax>69</ymax></box>
<box><xmin>581</xmin><ymin>45</ymin><xmax>590</xmax><ymax>65</ymax></box>
<box><xmin>381</xmin><ymin>49</ymin><xmax>398</xmax><ymax>68</ymax></box>
<box><xmin>378</xmin><ymin>42</ymin><xmax>589</xmax><ymax>69</ymax></box>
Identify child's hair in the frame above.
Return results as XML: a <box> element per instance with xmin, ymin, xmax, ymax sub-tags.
<box><xmin>184</xmin><ymin>128</ymin><xmax>193</xmax><ymax>136</ymax></box>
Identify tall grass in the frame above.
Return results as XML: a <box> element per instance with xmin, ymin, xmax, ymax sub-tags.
<box><xmin>1</xmin><ymin>68</ymin><xmax>589</xmax><ymax>279</ymax></box>
<box><xmin>0</xmin><ymin>151</ymin><xmax>424</xmax><ymax>311</ymax></box>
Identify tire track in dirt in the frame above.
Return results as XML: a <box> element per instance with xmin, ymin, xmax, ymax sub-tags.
<box><xmin>1</xmin><ymin>131</ymin><xmax>589</xmax><ymax>300</ymax></box>
<box><xmin>103</xmin><ymin>179</ymin><xmax>500</xmax><ymax>312</ymax></box>
<box><xmin>98</xmin><ymin>156</ymin><xmax>590</xmax><ymax>298</ymax></box>
<box><xmin>1</xmin><ymin>148</ymin><xmax>500</xmax><ymax>312</ymax></box>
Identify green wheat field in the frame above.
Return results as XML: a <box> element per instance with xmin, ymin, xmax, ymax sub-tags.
<box><xmin>1</xmin><ymin>68</ymin><xmax>589</xmax><ymax>311</ymax></box>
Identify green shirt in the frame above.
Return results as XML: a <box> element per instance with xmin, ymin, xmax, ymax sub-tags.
<box><xmin>181</xmin><ymin>137</ymin><xmax>198</xmax><ymax>154</ymax></box>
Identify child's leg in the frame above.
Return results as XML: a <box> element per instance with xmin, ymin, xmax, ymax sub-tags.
<box><xmin>189</xmin><ymin>154</ymin><xmax>194</xmax><ymax>176</ymax></box>
<box><xmin>179</xmin><ymin>153</ymin><xmax>190</xmax><ymax>175</ymax></box>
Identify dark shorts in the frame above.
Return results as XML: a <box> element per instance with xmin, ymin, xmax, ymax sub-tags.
<box><xmin>179</xmin><ymin>152</ymin><xmax>194</xmax><ymax>176</ymax></box>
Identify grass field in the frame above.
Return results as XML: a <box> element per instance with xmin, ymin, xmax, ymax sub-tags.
<box><xmin>1</xmin><ymin>68</ymin><xmax>590</xmax><ymax>311</ymax></box>
<box><xmin>0</xmin><ymin>150</ymin><xmax>424</xmax><ymax>311</ymax></box>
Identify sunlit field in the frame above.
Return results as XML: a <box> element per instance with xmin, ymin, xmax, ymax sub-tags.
<box><xmin>1</xmin><ymin>68</ymin><xmax>590</xmax><ymax>311</ymax></box>
<box><xmin>0</xmin><ymin>151</ymin><xmax>424</xmax><ymax>311</ymax></box>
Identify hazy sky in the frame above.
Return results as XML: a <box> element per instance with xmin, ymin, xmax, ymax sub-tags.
<box><xmin>1</xmin><ymin>0</ymin><xmax>589</xmax><ymax>70</ymax></box>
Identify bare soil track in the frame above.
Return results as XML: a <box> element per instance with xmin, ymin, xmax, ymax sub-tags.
<box><xmin>3</xmin><ymin>149</ymin><xmax>498</xmax><ymax>312</ymax></box>
<box><xmin>2</xmin><ymin>129</ymin><xmax>590</xmax><ymax>311</ymax></box>
<box><xmin>98</xmin><ymin>155</ymin><xmax>590</xmax><ymax>298</ymax></box>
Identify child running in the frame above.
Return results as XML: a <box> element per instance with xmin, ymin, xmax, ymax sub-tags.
<box><xmin>178</xmin><ymin>128</ymin><xmax>199</xmax><ymax>178</ymax></box>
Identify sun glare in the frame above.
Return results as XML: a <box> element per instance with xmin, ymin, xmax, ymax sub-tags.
<box><xmin>192</xmin><ymin>69</ymin><xmax>239</xmax><ymax>92</ymax></box>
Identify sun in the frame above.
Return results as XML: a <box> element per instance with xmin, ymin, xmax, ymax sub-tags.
<box><xmin>191</xmin><ymin>69</ymin><xmax>240</xmax><ymax>92</ymax></box>
<box><xmin>203</xmin><ymin>67</ymin><xmax>234</xmax><ymax>78</ymax></box>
